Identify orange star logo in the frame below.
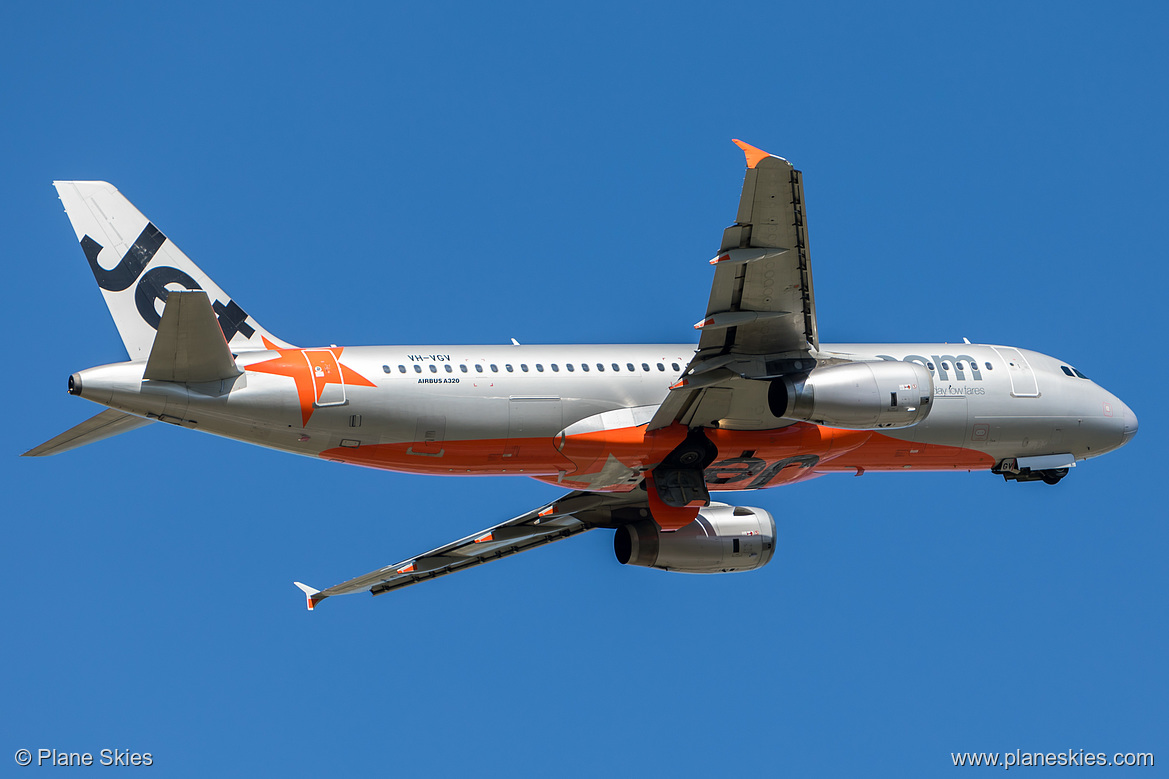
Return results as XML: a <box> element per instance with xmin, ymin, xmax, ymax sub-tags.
<box><xmin>246</xmin><ymin>336</ymin><xmax>377</xmax><ymax>426</ymax></box>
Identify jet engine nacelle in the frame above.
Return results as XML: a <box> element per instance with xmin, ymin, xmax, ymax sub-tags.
<box><xmin>767</xmin><ymin>361</ymin><xmax>934</xmax><ymax>430</ymax></box>
<box><xmin>614</xmin><ymin>504</ymin><xmax>776</xmax><ymax>574</ymax></box>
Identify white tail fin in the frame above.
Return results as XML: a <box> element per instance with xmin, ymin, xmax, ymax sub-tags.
<box><xmin>54</xmin><ymin>181</ymin><xmax>292</xmax><ymax>360</ymax></box>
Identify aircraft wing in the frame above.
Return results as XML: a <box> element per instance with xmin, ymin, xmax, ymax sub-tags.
<box><xmin>649</xmin><ymin>140</ymin><xmax>820</xmax><ymax>431</ymax></box>
<box><xmin>293</xmin><ymin>491</ymin><xmax>647</xmax><ymax>609</ymax></box>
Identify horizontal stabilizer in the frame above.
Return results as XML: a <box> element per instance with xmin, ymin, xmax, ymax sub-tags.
<box><xmin>144</xmin><ymin>291</ymin><xmax>241</xmax><ymax>383</ymax></box>
<box><xmin>22</xmin><ymin>408</ymin><xmax>153</xmax><ymax>457</ymax></box>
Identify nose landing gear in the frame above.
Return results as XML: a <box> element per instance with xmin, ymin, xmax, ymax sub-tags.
<box><xmin>994</xmin><ymin>459</ymin><xmax>1069</xmax><ymax>485</ymax></box>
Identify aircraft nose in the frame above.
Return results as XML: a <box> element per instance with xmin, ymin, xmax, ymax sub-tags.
<box><xmin>1120</xmin><ymin>400</ymin><xmax>1138</xmax><ymax>445</ymax></box>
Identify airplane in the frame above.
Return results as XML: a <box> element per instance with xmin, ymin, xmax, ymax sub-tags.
<box><xmin>25</xmin><ymin>140</ymin><xmax>1138</xmax><ymax>610</ymax></box>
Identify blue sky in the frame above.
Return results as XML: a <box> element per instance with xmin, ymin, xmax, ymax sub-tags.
<box><xmin>3</xmin><ymin>2</ymin><xmax>1165</xmax><ymax>775</ymax></box>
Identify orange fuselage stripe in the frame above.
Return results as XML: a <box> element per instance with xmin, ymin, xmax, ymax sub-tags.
<box><xmin>318</xmin><ymin>423</ymin><xmax>994</xmax><ymax>491</ymax></box>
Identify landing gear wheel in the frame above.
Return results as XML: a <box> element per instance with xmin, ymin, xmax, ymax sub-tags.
<box><xmin>1041</xmin><ymin>468</ymin><xmax>1069</xmax><ymax>485</ymax></box>
<box><xmin>661</xmin><ymin>430</ymin><xmax>719</xmax><ymax>471</ymax></box>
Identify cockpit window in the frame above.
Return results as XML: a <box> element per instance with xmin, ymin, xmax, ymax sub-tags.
<box><xmin>1061</xmin><ymin>366</ymin><xmax>1074</xmax><ymax>377</ymax></box>
<box><xmin>1073</xmin><ymin>368</ymin><xmax>1089</xmax><ymax>379</ymax></box>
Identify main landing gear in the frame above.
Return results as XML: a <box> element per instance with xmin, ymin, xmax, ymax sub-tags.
<box><xmin>651</xmin><ymin>429</ymin><xmax>719</xmax><ymax>507</ymax></box>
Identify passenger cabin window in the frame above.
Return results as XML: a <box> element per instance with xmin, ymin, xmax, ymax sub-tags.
<box><xmin>927</xmin><ymin>362</ymin><xmax>935</xmax><ymax>370</ymax></box>
<box><xmin>520</xmin><ymin>364</ymin><xmax>529</xmax><ymax>372</ymax></box>
<box><xmin>596</xmin><ymin>363</ymin><xmax>604</xmax><ymax>372</ymax></box>
<box><xmin>399</xmin><ymin>365</ymin><xmax>407</xmax><ymax>374</ymax></box>
<box><xmin>582</xmin><ymin>363</ymin><xmax>590</xmax><ymax>372</ymax></box>
<box><xmin>956</xmin><ymin>361</ymin><xmax>964</xmax><ymax>370</ymax></box>
<box><xmin>475</xmin><ymin>364</ymin><xmax>483</xmax><ymax>373</ymax></box>
<box><xmin>490</xmin><ymin>364</ymin><xmax>498</xmax><ymax>372</ymax></box>
<box><xmin>566</xmin><ymin>364</ymin><xmax>575</xmax><ymax>372</ymax></box>
<box><xmin>536</xmin><ymin>364</ymin><xmax>544</xmax><ymax>372</ymax></box>
<box><xmin>642</xmin><ymin>363</ymin><xmax>650</xmax><ymax>371</ymax></box>
<box><xmin>460</xmin><ymin>364</ymin><xmax>468</xmax><ymax>373</ymax></box>
<box><xmin>414</xmin><ymin>365</ymin><xmax>422</xmax><ymax>373</ymax></box>
<box><xmin>382</xmin><ymin>365</ymin><xmax>391</xmax><ymax>374</ymax></box>
<box><xmin>505</xmin><ymin>364</ymin><xmax>514</xmax><ymax>372</ymax></box>
<box><xmin>627</xmin><ymin>363</ymin><xmax>635</xmax><ymax>371</ymax></box>
<box><xmin>941</xmin><ymin>362</ymin><xmax>950</xmax><ymax>370</ymax></box>
<box><xmin>671</xmin><ymin>362</ymin><xmax>680</xmax><ymax>371</ymax></box>
<box><xmin>444</xmin><ymin>364</ymin><xmax>452</xmax><ymax>373</ymax></box>
<box><xmin>551</xmin><ymin>364</ymin><xmax>559</xmax><ymax>372</ymax></box>
<box><xmin>657</xmin><ymin>363</ymin><xmax>665</xmax><ymax>371</ymax></box>
<box><xmin>612</xmin><ymin>363</ymin><xmax>620</xmax><ymax>371</ymax></box>
<box><xmin>984</xmin><ymin>362</ymin><xmax>993</xmax><ymax>370</ymax></box>
<box><xmin>429</xmin><ymin>364</ymin><xmax>437</xmax><ymax>373</ymax></box>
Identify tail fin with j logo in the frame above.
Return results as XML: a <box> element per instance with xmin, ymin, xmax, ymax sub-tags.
<box><xmin>53</xmin><ymin>181</ymin><xmax>291</xmax><ymax>360</ymax></box>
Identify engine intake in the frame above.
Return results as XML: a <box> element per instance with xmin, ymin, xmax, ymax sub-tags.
<box><xmin>768</xmin><ymin>361</ymin><xmax>933</xmax><ymax>430</ymax></box>
<box><xmin>614</xmin><ymin>504</ymin><xmax>776</xmax><ymax>573</ymax></box>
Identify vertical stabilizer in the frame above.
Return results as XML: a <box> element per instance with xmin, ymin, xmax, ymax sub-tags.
<box><xmin>53</xmin><ymin>181</ymin><xmax>292</xmax><ymax>360</ymax></box>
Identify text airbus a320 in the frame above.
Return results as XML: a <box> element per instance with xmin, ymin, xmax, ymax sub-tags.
<box><xmin>26</xmin><ymin>140</ymin><xmax>1137</xmax><ymax>609</ymax></box>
